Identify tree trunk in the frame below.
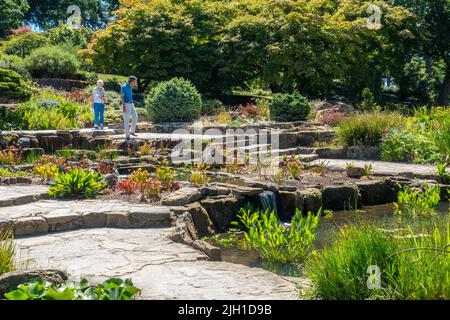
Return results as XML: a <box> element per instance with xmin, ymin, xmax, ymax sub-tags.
<box><xmin>435</xmin><ymin>63</ymin><xmax>450</xmax><ymax>106</ymax></box>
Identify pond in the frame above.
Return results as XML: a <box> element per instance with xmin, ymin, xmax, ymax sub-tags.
<box><xmin>210</xmin><ymin>202</ymin><xmax>449</xmax><ymax>278</ymax></box>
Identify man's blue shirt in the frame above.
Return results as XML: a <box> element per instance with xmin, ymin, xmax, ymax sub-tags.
<box><xmin>121</xmin><ymin>83</ymin><xmax>133</xmax><ymax>103</ymax></box>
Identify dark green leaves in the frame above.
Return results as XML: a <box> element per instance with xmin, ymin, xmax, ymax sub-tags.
<box><xmin>4</xmin><ymin>277</ymin><xmax>141</xmax><ymax>300</ymax></box>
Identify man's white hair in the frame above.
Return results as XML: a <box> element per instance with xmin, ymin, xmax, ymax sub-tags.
<box><xmin>97</xmin><ymin>79</ymin><xmax>104</xmax><ymax>85</ymax></box>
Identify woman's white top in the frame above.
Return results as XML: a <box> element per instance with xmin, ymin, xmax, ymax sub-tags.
<box><xmin>93</xmin><ymin>87</ymin><xmax>105</xmax><ymax>104</ymax></box>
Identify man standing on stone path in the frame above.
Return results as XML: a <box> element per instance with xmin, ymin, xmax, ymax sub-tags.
<box><xmin>121</xmin><ymin>76</ymin><xmax>138</xmax><ymax>140</ymax></box>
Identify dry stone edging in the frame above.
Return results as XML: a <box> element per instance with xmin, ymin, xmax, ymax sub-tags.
<box><xmin>0</xmin><ymin>200</ymin><xmax>173</xmax><ymax>237</ymax></box>
<box><xmin>0</xmin><ymin>185</ymin><xmax>49</xmax><ymax>207</ymax></box>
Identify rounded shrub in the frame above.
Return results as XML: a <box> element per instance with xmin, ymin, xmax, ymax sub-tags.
<box><xmin>24</xmin><ymin>46</ymin><xmax>80</xmax><ymax>79</ymax></box>
<box><xmin>0</xmin><ymin>68</ymin><xmax>32</xmax><ymax>102</ymax></box>
<box><xmin>269</xmin><ymin>92</ymin><xmax>311</xmax><ymax>122</ymax></box>
<box><xmin>146</xmin><ymin>78</ymin><xmax>202</xmax><ymax>122</ymax></box>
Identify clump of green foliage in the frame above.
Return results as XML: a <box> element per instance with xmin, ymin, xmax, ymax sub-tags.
<box><xmin>4</xmin><ymin>277</ymin><xmax>141</xmax><ymax>300</ymax></box>
<box><xmin>0</xmin><ymin>68</ymin><xmax>32</xmax><ymax>102</ymax></box>
<box><xmin>237</xmin><ymin>207</ymin><xmax>319</xmax><ymax>263</ymax></box>
<box><xmin>338</xmin><ymin>112</ymin><xmax>405</xmax><ymax>147</ymax></box>
<box><xmin>0</xmin><ymin>167</ymin><xmax>29</xmax><ymax>177</ymax></box>
<box><xmin>0</xmin><ymin>230</ymin><xmax>15</xmax><ymax>276</ymax></box>
<box><xmin>305</xmin><ymin>224</ymin><xmax>449</xmax><ymax>300</ymax></box>
<box><xmin>380</xmin><ymin>108</ymin><xmax>449</xmax><ymax>164</ymax></box>
<box><xmin>7</xmin><ymin>90</ymin><xmax>92</xmax><ymax>130</ymax></box>
<box><xmin>146</xmin><ymin>77</ymin><xmax>202</xmax><ymax>122</ymax></box>
<box><xmin>393</xmin><ymin>184</ymin><xmax>441</xmax><ymax>218</ymax></box>
<box><xmin>24</xmin><ymin>45</ymin><xmax>80</xmax><ymax>79</ymax></box>
<box><xmin>269</xmin><ymin>92</ymin><xmax>311</xmax><ymax>122</ymax></box>
<box><xmin>48</xmin><ymin>168</ymin><xmax>106</xmax><ymax>198</ymax></box>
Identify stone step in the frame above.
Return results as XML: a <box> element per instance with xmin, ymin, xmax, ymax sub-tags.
<box><xmin>0</xmin><ymin>200</ymin><xmax>173</xmax><ymax>237</ymax></box>
<box><xmin>0</xmin><ymin>185</ymin><xmax>49</xmax><ymax>207</ymax></box>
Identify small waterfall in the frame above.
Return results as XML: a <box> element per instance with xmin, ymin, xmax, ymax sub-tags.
<box><xmin>259</xmin><ymin>191</ymin><xmax>278</xmax><ymax>214</ymax></box>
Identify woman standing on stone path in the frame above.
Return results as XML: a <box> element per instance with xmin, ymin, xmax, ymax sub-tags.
<box><xmin>91</xmin><ymin>79</ymin><xmax>106</xmax><ymax>130</ymax></box>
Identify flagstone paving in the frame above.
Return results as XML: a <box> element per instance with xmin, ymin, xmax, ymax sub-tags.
<box><xmin>15</xmin><ymin>228</ymin><xmax>300</xmax><ymax>300</ymax></box>
<box><xmin>311</xmin><ymin>159</ymin><xmax>438</xmax><ymax>179</ymax></box>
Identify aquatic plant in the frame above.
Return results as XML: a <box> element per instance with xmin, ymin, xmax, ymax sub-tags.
<box><xmin>393</xmin><ymin>184</ymin><xmax>440</xmax><ymax>218</ymax></box>
<box><xmin>305</xmin><ymin>224</ymin><xmax>450</xmax><ymax>300</ymax></box>
<box><xmin>4</xmin><ymin>277</ymin><xmax>141</xmax><ymax>300</ymax></box>
<box><xmin>237</xmin><ymin>208</ymin><xmax>319</xmax><ymax>264</ymax></box>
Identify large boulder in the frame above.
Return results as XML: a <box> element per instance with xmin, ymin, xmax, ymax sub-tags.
<box><xmin>356</xmin><ymin>179</ymin><xmax>397</xmax><ymax>205</ymax></box>
<box><xmin>200</xmin><ymin>196</ymin><xmax>243</xmax><ymax>231</ymax></box>
<box><xmin>184</xmin><ymin>202</ymin><xmax>215</xmax><ymax>237</ymax></box>
<box><xmin>161</xmin><ymin>187</ymin><xmax>202</xmax><ymax>206</ymax></box>
<box><xmin>322</xmin><ymin>184</ymin><xmax>362</xmax><ymax>210</ymax></box>
<box><xmin>297</xmin><ymin>188</ymin><xmax>323</xmax><ymax>214</ymax></box>
<box><xmin>277</xmin><ymin>191</ymin><xmax>297</xmax><ymax>221</ymax></box>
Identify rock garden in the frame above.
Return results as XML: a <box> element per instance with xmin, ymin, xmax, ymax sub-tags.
<box><xmin>0</xmin><ymin>0</ymin><xmax>449</xmax><ymax>301</ymax></box>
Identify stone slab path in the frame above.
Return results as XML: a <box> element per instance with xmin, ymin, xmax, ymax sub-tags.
<box><xmin>312</xmin><ymin>159</ymin><xmax>438</xmax><ymax>179</ymax></box>
<box><xmin>15</xmin><ymin>228</ymin><xmax>298</xmax><ymax>300</ymax></box>
<box><xmin>0</xmin><ymin>185</ymin><xmax>49</xmax><ymax>207</ymax></box>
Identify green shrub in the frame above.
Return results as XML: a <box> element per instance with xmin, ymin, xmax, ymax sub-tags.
<box><xmin>146</xmin><ymin>77</ymin><xmax>202</xmax><ymax>122</ymax></box>
<box><xmin>305</xmin><ymin>224</ymin><xmax>450</xmax><ymax>300</ymax></box>
<box><xmin>48</xmin><ymin>168</ymin><xmax>106</xmax><ymax>198</ymax></box>
<box><xmin>24</xmin><ymin>46</ymin><xmax>80</xmax><ymax>79</ymax></box>
<box><xmin>202</xmin><ymin>98</ymin><xmax>225</xmax><ymax>115</ymax></box>
<box><xmin>434</xmin><ymin>117</ymin><xmax>450</xmax><ymax>162</ymax></box>
<box><xmin>0</xmin><ymin>68</ymin><xmax>32</xmax><ymax>102</ymax></box>
<box><xmin>4</xmin><ymin>277</ymin><xmax>141</xmax><ymax>300</ymax></box>
<box><xmin>393</xmin><ymin>184</ymin><xmax>441</xmax><ymax>218</ymax></box>
<box><xmin>381</xmin><ymin>128</ymin><xmax>442</xmax><ymax>164</ymax></box>
<box><xmin>2</xmin><ymin>32</ymin><xmax>49</xmax><ymax>57</ymax></box>
<box><xmin>237</xmin><ymin>207</ymin><xmax>319</xmax><ymax>263</ymax></box>
<box><xmin>0</xmin><ymin>54</ymin><xmax>30</xmax><ymax>78</ymax></box>
<box><xmin>13</xmin><ymin>90</ymin><xmax>92</xmax><ymax>130</ymax></box>
<box><xmin>338</xmin><ymin>112</ymin><xmax>405</xmax><ymax>147</ymax></box>
<box><xmin>269</xmin><ymin>92</ymin><xmax>311</xmax><ymax>122</ymax></box>
<box><xmin>380</xmin><ymin>129</ymin><xmax>416</xmax><ymax>162</ymax></box>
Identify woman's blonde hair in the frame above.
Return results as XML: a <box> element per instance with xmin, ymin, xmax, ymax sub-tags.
<box><xmin>97</xmin><ymin>79</ymin><xmax>104</xmax><ymax>86</ymax></box>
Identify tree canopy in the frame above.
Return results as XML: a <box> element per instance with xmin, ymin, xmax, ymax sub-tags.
<box><xmin>83</xmin><ymin>0</ymin><xmax>419</xmax><ymax>98</ymax></box>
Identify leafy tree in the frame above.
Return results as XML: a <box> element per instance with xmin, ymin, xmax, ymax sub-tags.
<box><xmin>0</xmin><ymin>0</ymin><xmax>29</xmax><ymax>38</ymax></box>
<box><xmin>83</xmin><ymin>0</ymin><xmax>228</xmax><ymax>92</ymax></box>
<box><xmin>390</xmin><ymin>0</ymin><xmax>450</xmax><ymax>106</ymax></box>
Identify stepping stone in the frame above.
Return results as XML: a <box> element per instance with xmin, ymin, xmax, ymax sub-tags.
<box><xmin>0</xmin><ymin>185</ymin><xmax>49</xmax><ymax>207</ymax></box>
